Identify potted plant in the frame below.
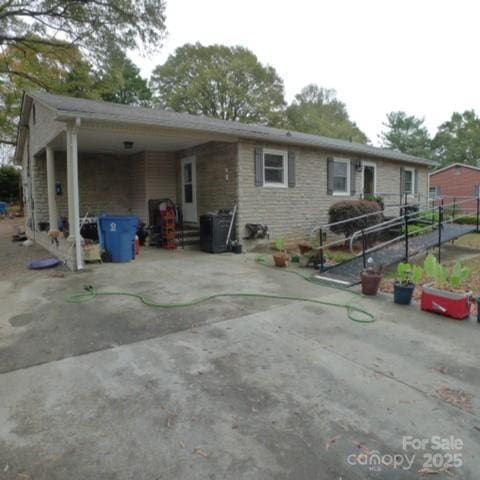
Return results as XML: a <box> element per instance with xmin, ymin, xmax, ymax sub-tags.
<box><xmin>394</xmin><ymin>262</ymin><xmax>423</xmax><ymax>305</ymax></box>
<box><xmin>273</xmin><ymin>237</ymin><xmax>289</xmax><ymax>267</ymax></box>
<box><xmin>360</xmin><ymin>257</ymin><xmax>383</xmax><ymax>295</ymax></box>
<box><xmin>421</xmin><ymin>254</ymin><xmax>472</xmax><ymax>320</ymax></box>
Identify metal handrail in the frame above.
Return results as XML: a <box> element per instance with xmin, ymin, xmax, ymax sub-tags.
<box><xmin>314</xmin><ymin>195</ymin><xmax>480</xmax><ymax>272</ymax></box>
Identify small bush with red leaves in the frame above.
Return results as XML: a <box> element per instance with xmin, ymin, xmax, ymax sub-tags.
<box><xmin>328</xmin><ymin>200</ymin><xmax>383</xmax><ymax>238</ymax></box>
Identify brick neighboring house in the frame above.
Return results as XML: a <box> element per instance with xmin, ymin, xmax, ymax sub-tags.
<box><xmin>429</xmin><ymin>163</ymin><xmax>480</xmax><ymax>212</ymax></box>
<box><xmin>15</xmin><ymin>91</ymin><xmax>433</xmax><ymax>269</ymax></box>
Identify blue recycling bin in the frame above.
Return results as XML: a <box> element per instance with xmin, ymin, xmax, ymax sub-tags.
<box><xmin>0</xmin><ymin>202</ymin><xmax>7</xmax><ymax>215</ymax></box>
<box><xmin>98</xmin><ymin>215</ymin><xmax>139</xmax><ymax>262</ymax></box>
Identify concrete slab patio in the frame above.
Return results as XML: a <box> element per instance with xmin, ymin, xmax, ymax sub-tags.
<box><xmin>1</xmin><ymin>219</ymin><xmax>479</xmax><ymax>479</ymax></box>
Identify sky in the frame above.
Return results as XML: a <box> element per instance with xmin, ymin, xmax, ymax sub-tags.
<box><xmin>130</xmin><ymin>0</ymin><xmax>480</xmax><ymax>145</ymax></box>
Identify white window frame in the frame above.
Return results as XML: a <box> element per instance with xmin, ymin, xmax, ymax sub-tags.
<box><xmin>332</xmin><ymin>158</ymin><xmax>351</xmax><ymax>196</ymax></box>
<box><xmin>361</xmin><ymin>161</ymin><xmax>377</xmax><ymax>196</ymax></box>
<box><xmin>404</xmin><ymin>167</ymin><xmax>415</xmax><ymax>196</ymax></box>
<box><xmin>263</xmin><ymin>148</ymin><xmax>288</xmax><ymax>188</ymax></box>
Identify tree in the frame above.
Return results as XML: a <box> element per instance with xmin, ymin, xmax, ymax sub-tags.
<box><xmin>0</xmin><ymin>42</ymin><xmax>99</xmax><ymax>146</ymax></box>
<box><xmin>0</xmin><ymin>1</ymin><xmax>166</xmax><ymax>68</ymax></box>
<box><xmin>150</xmin><ymin>43</ymin><xmax>286</xmax><ymax>125</ymax></box>
<box><xmin>380</xmin><ymin>111</ymin><xmax>432</xmax><ymax>158</ymax></box>
<box><xmin>0</xmin><ymin>0</ymin><xmax>166</xmax><ymax>147</ymax></box>
<box><xmin>286</xmin><ymin>84</ymin><xmax>368</xmax><ymax>143</ymax></box>
<box><xmin>99</xmin><ymin>51</ymin><xmax>152</xmax><ymax>106</ymax></box>
<box><xmin>0</xmin><ymin>165</ymin><xmax>20</xmax><ymax>202</ymax></box>
<box><xmin>432</xmin><ymin>110</ymin><xmax>480</xmax><ymax>166</ymax></box>
<box><xmin>0</xmin><ymin>44</ymin><xmax>152</xmax><ymax>151</ymax></box>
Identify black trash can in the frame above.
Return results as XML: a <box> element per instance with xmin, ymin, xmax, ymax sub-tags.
<box><xmin>200</xmin><ymin>211</ymin><xmax>235</xmax><ymax>253</ymax></box>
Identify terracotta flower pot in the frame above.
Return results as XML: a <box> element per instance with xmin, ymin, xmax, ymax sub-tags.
<box><xmin>361</xmin><ymin>271</ymin><xmax>383</xmax><ymax>295</ymax></box>
<box><xmin>273</xmin><ymin>252</ymin><xmax>289</xmax><ymax>267</ymax></box>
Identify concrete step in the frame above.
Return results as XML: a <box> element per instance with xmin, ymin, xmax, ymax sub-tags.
<box><xmin>176</xmin><ymin>236</ymin><xmax>200</xmax><ymax>246</ymax></box>
<box><xmin>176</xmin><ymin>229</ymin><xmax>199</xmax><ymax>239</ymax></box>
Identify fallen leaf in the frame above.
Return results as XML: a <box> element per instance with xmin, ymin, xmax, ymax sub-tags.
<box><xmin>326</xmin><ymin>435</ymin><xmax>341</xmax><ymax>450</ymax></box>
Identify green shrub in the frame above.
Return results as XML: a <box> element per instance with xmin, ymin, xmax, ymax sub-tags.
<box><xmin>454</xmin><ymin>216</ymin><xmax>477</xmax><ymax>225</ymax></box>
<box><xmin>363</xmin><ymin>194</ymin><xmax>384</xmax><ymax>210</ymax></box>
<box><xmin>325</xmin><ymin>249</ymin><xmax>354</xmax><ymax>263</ymax></box>
<box><xmin>418</xmin><ymin>211</ymin><xmax>440</xmax><ymax>222</ymax></box>
<box><xmin>0</xmin><ymin>165</ymin><xmax>20</xmax><ymax>203</ymax></box>
<box><xmin>402</xmin><ymin>223</ymin><xmax>432</xmax><ymax>236</ymax></box>
<box><xmin>328</xmin><ymin>200</ymin><xmax>383</xmax><ymax>238</ymax></box>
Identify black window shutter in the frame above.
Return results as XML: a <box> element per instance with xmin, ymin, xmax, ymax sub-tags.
<box><xmin>350</xmin><ymin>161</ymin><xmax>356</xmax><ymax>196</ymax></box>
<box><xmin>400</xmin><ymin>167</ymin><xmax>405</xmax><ymax>194</ymax></box>
<box><xmin>414</xmin><ymin>169</ymin><xmax>418</xmax><ymax>195</ymax></box>
<box><xmin>327</xmin><ymin>157</ymin><xmax>334</xmax><ymax>195</ymax></box>
<box><xmin>254</xmin><ymin>147</ymin><xmax>263</xmax><ymax>186</ymax></box>
<box><xmin>288</xmin><ymin>151</ymin><xmax>296</xmax><ymax>187</ymax></box>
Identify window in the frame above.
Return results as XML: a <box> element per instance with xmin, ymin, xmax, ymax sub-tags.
<box><xmin>263</xmin><ymin>149</ymin><xmax>287</xmax><ymax>187</ymax></box>
<box><xmin>429</xmin><ymin>186</ymin><xmax>437</xmax><ymax>198</ymax></box>
<box><xmin>333</xmin><ymin>158</ymin><xmax>350</xmax><ymax>195</ymax></box>
<box><xmin>404</xmin><ymin>168</ymin><xmax>415</xmax><ymax>195</ymax></box>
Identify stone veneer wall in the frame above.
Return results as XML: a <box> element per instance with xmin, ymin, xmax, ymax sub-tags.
<box><xmin>236</xmin><ymin>140</ymin><xmax>429</xmax><ymax>243</ymax></box>
<box><xmin>175</xmin><ymin>142</ymin><xmax>238</xmax><ymax>220</ymax></box>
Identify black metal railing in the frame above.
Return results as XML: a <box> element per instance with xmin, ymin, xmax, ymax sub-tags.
<box><xmin>312</xmin><ymin>195</ymin><xmax>480</xmax><ymax>273</ymax></box>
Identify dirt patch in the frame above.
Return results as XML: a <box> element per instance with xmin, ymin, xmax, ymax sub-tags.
<box><xmin>0</xmin><ymin>217</ymin><xmax>53</xmax><ymax>280</ymax></box>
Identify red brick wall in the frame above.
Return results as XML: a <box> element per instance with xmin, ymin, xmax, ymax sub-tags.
<box><xmin>430</xmin><ymin>165</ymin><xmax>480</xmax><ymax>212</ymax></box>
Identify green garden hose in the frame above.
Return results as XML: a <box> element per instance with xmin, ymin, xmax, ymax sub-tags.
<box><xmin>66</xmin><ymin>283</ymin><xmax>375</xmax><ymax>323</ymax></box>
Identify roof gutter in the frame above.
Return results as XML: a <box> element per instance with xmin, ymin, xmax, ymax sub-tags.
<box><xmin>54</xmin><ymin>111</ymin><xmax>433</xmax><ymax>167</ymax></box>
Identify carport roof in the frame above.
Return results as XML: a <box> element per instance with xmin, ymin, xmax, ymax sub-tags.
<box><xmin>26</xmin><ymin>90</ymin><xmax>433</xmax><ymax>166</ymax></box>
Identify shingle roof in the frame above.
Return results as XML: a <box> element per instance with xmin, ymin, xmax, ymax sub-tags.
<box><xmin>429</xmin><ymin>162</ymin><xmax>480</xmax><ymax>176</ymax></box>
<box><xmin>28</xmin><ymin>91</ymin><xmax>433</xmax><ymax>166</ymax></box>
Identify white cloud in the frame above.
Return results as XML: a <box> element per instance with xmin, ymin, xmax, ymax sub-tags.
<box><xmin>131</xmin><ymin>0</ymin><xmax>480</xmax><ymax>144</ymax></box>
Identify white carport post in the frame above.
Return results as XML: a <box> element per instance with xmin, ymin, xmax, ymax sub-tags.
<box><xmin>45</xmin><ymin>145</ymin><xmax>58</xmax><ymax>232</ymax></box>
<box><xmin>66</xmin><ymin>118</ymin><xmax>83</xmax><ymax>270</ymax></box>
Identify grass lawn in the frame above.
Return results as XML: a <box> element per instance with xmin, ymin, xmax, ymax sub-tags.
<box><xmin>452</xmin><ymin>233</ymin><xmax>480</xmax><ymax>249</ymax></box>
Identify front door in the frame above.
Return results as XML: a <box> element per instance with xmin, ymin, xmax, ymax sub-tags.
<box><xmin>362</xmin><ymin>162</ymin><xmax>376</xmax><ymax>196</ymax></box>
<box><xmin>181</xmin><ymin>156</ymin><xmax>197</xmax><ymax>223</ymax></box>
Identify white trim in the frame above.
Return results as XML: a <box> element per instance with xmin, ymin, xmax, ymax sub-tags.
<box><xmin>66</xmin><ymin>118</ymin><xmax>83</xmax><ymax>271</ymax></box>
<box><xmin>429</xmin><ymin>162</ymin><xmax>480</xmax><ymax>177</ymax></box>
<box><xmin>181</xmin><ymin>156</ymin><xmax>197</xmax><ymax>222</ymax></box>
<box><xmin>404</xmin><ymin>167</ymin><xmax>415</xmax><ymax>195</ymax></box>
<box><xmin>46</xmin><ymin>145</ymin><xmax>58</xmax><ymax>232</ymax></box>
<box><xmin>263</xmin><ymin>148</ymin><xmax>288</xmax><ymax>188</ymax></box>
<box><xmin>332</xmin><ymin>158</ymin><xmax>351</xmax><ymax>196</ymax></box>
<box><xmin>361</xmin><ymin>160</ymin><xmax>377</xmax><ymax>196</ymax></box>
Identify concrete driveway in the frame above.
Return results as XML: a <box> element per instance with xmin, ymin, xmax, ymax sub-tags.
<box><xmin>1</xmin><ymin>222</ymin><xmax>479</xmax><ymax>479</ymax></box>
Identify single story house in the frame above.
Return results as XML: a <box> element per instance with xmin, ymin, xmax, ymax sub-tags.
<box><xmin>429</xmin><ymin>163</ymin><xmax>480</xmax><ymax>212</ymax></box>
<box><xmin>15</xmin><ymin>91</ymin><xmax>432</xmax><ymax>269</ymax></box>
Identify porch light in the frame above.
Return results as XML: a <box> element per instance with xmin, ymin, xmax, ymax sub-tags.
<box><xmin>355</xmin><ymin>160</ymin><xmax>362</xmax><ymax>172</ymax></box>
<box><xmin>123</xmin><ymin>141</ymin><xmax>134</xmax><ymax>149</ymax></box>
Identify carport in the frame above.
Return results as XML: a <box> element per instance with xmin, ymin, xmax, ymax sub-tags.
<box><xmin>19</xmin><ymin>92</ymin><xmax>238</xmax><ymax>269</ymax></box>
